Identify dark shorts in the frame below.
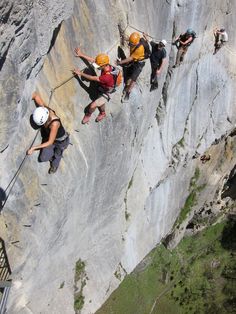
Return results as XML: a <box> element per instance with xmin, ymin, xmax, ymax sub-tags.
<box><xmin>130</xmin><ymin>61</ymin><xmax>145</xmax><ymax>82</ymax></box>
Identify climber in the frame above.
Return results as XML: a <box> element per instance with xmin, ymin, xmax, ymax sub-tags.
<box><xmin>213</xmin><ymin>28</ymin><xmax>228</xmax><ymax>55</ymax></box>
<box><xmin>143</xmin><ymin>33</ymin><xmax>167</xmax><ymax>91</ymax></box>
<box><xmin>200</xmin><ymin>154</ymin><xmax>211</xmax><ymax>164</ymax></box>
<box><xmin>74</xmin><ymin>48</ymin><xmax>119</xmax><ymax>124</ymax></box>
<box><xmin>116</xmin><ymin>32</ymin><xmax>146</xmax><ymax>101</ymax></box>
<box><xmin>172</xmin><ymin>28</ymin><xmax>196</xmax><ymax>67</ymax></box>
<box><xmin>27</xmin><ymin>93</ymin><xmax>69</xmax><ymax>174</ymax></box>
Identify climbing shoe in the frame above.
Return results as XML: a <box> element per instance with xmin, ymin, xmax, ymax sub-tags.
<box><xmin>150</xmin><ymin>83</ymin><xmax>158</xmax><ymax>92</ymax></box>
<box><xmin>95</xmin><ymin>111</ymin><xmax>106</xmax><ymax>122</ymax></box>
<box><xmin>82</xmin><ymin>113</ymin><xmax>91</xmax><ymax>124</ymax></box>
<box><xmin>48</xmin><ymin>165</ymin><xmax>58</xmax><ymax>174</ymax></box>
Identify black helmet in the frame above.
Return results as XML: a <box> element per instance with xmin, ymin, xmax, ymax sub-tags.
<box><xmin>220</xmin><ymin>28</ymin><xmax>225</xmax><ymax>32</ymax></box>
<box><xmin>186</xmin><ymin>28</ymin><xmax>193</xmax><ymax>34</ymax></box>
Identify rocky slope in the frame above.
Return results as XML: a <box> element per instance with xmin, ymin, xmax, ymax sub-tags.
<box><xmin>0</xmin><ymin>0</ymin><xmax>235</xmax><ymax>313</ymax></box>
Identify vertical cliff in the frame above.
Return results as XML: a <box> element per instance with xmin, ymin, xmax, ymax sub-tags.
<box><xmin>0</xmin><ymin>0</ymin><xmax>235</xmax><ymax>313</ymax></box>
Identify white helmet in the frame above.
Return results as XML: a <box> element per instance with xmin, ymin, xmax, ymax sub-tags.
<box><xmin>33</xmin><ymin>107</ymin><xmax>49</xmax><ymax>126</ymax></box>
<box><xmin>160</xmin><ymin>39</ymin><xmax>167</xmax><ymax>46</ymax></box>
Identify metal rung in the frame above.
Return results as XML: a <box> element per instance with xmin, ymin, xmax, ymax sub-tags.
<box><xmin>0</xmin><ymin>286</ymin><xmax>11</xmax><ymax>314</ymax></box>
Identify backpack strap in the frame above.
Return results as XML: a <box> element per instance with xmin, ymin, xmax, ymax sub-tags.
<box><xmin>132</xmin><ymin>41</ymin><xmax>146</xmax><ymax>60</ymax></box>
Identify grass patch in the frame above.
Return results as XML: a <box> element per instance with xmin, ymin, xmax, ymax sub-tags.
<box><xmin>176</xmin><ymin>191</ymin><xmax>197</xmax><ymax>226</ymax></box>
<box><xmin>74</xmin><ymin>259</ymin><xmax>86</xmax><ymax>313</ymax></box>
<box><xmin>175</xmin><ymin>167</ymin><xmax>206</xmax><ymax>226</ymax></box>
<box><xmin>75</xmin><ymin>259</ymin><xmax>85</xmax><ymax>282</ymax></box>
<box><xmin>74</xmin><ymin>294</ymin><xmax>85</xmax><ymax>311</ymax></box>
<box><xmin>96</xmin><ymin>219</ymin><xmax>236</xmax><ymax>314</ymax></box>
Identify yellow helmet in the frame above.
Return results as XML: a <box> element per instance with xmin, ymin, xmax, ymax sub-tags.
<box><xmin>95</xmin><ymin>53</ymin><xmax>110</xmax><ymax>67</ymax></box>
<box><xmin>129</xmin><ymin>32</ymin><xmax>140</xmax><ymax>46</ymax></box>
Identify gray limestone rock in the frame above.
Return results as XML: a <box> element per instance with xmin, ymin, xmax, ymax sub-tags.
<box><xmin>0</xmin><ymin>0</ymin><xmax>236</xmax><ymax>313</ymax></box>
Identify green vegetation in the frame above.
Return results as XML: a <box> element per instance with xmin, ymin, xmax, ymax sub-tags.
<box><xmin>75</xmin><ymin>259</ymin><xmax>85</xmax><ymax>282</ymax></box>
<box><xmin>125</xmin><ymin>210</ymin><xmax>131</xmax><ymax>221</ymax></box>
<box><xmin>114</xmin><ymin>270</ymin><xmax>122</xmax><ymax>281</ymax></box>
<box><xmin>177</xmin><ymin>137</ymin><xmax>185</xmax><ymax>148</ymax></box>
<box><xmin>96</xmin><ymin>218</ymin><xmax>236</xmax><ymax>314</ymax></box>
<box><xmin>128</xmin><ymin>176</ymin><xmax>133</xmax><ymax>190</ymax></box>
<box><xmin>59</xmin><ymin>281</ymin><xmax>64</xmax><ymax>289</ymax></box>
<box><xmin>175</xmin><ymin>167</ymin><xmax>206</xmax><ymax>227</ymax></box>
<box><xmin>74</xmin><ymin>259</ymin><xmax>87</xmax><ymax>312</ymax></box>
<box><xmin>74</xmin><ymin>293</ymin><xmax>85</xmax><ymax>311</ymax></box>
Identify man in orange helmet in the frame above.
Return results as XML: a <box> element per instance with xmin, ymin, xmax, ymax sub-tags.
<box><xmin>117</xmin><ymin>32</ymin><xmax>146</xmax><ymax>101</ymax></box>
<box><xmin>74</xmin><ymin>49</ymin><xmax>116</xmax><ymax>124</ymax></box>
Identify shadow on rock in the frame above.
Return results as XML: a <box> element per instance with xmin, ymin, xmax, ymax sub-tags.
<box><xmin>0</xmin><ymin>187</ymin><xmax>6</xmax><ymax>212</ymax></box>
<box><xmin>220</xmin><ymin>216</ymin><xmax>236</xmax><ymax>251</ymax></box>
<box><xmin>221</xmin><ymin>165</ymin><xmax>236</xmax><ymax>200</ymax></box>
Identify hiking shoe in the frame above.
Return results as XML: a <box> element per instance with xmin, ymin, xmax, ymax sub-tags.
<box><xmin>82</xmin><ymin>114</ymin><xmax>91</xmax><ymax>124</ymax></box>
<box><xmin>48</xmin><ymin>165</ymin><xmax>58</xmax><ymax>174</ymax></box>
<box><xmin>95</xmin><ymin>112</ymin><xmax>106</xmax><ymax>122</ymax></box>
<box><xmin>150</xmin><ymin>84</ymin><xmax>158</xmax><ymax>92</ymax></box>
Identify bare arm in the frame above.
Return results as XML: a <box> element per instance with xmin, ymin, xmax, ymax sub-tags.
<box><xmin>179</xmin><ymin>36</ymin><xmax>193</xmax><ymax>45</ymax></box>
<box><xmin>156</xmin><ymin>57</ymin><xmax>167</xmax><ymax>75</ymax></box>
<box><xmin>73</xmin><ymin>69</ymin><xmax>100</xmax><ymax>82</ymax></box>
<box><xmin>32</xmin><ymin>93</ymin><xmax>46</xmax><ymax>107</ymax></box>
<box><xmin>27</xmin><ymin>121</ymin><xmax>59</xmax><ymax>155</ymax></box>
<box><xmin>213</xmin><ymin>28</ymin><xmax>218</xmax><ymax>37</ymax></box>
<box><xmin>174</xmin><ymin>35</ymin><xmax>180</xmax><ymax>41</ymax></box>
<box><xmin>117</xmin><ymin>55</ymin><xmax>134</xmax><ymax>65</ymax></box>
<box><xmin>142</xmin><ymin>33</ymin><xmax>150</xmax><ymax>42</ymax></box>
<box><xmin>74</xmin><ymin>48</ymin><xmax>95</xmax><ymax>63</ymax></box>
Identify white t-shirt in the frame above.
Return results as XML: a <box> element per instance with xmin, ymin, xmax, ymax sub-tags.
<box><xmin>220</xmin><ymin>31</ymin><xmax>228</xmax><ymax>42</ymax></box>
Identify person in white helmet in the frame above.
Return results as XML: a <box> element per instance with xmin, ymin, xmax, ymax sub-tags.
<box><xmin>213</xmin><ymin>28</ymin><xmax>228</xmax><ymax>54</ymax></box>
<box><xmin>143</xmin><ymin>34</ymin><xmax>167</xmax><ymax>91</ymax></box>
<box><xmin>27</xmin><ymin>93</ymin><xmax>69</xmax><ymax>174</ymax></box>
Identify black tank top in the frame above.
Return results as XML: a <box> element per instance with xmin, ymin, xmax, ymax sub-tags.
<box><xmin>44</xmin><ymin>118</ymin><xmax>66</xmax><ymax>139</ymax></box>
<box><xmin>179</xmin><ymin>33</ymin><xmax>192</xmax><ymax>47</ymax></box>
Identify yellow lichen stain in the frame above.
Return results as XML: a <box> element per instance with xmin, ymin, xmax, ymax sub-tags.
<box><xmin>224</xmin><ymin>137</ymin><xmax>234</xmax><ymax>161</ymax></box>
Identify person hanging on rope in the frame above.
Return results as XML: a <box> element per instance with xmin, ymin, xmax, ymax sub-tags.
<box><xmin>143</xmin><ymin>33</ymin><xmax>167</xmax><ymax>91</ymax></box>
<box><xmin>73</xmin><ymin>48</ymin><xmax>121</xmax><ymax>124</ymax></box>
<box><xmin>172</xmin><ymin>28</ymin><xmax>196</xmax><ymax>68</ymax></box>
<box><xmin>116</xmin><ymin>32</ymin><xmax>149</xmax><ymax>101</ymax></box>
<box><xmin>27</xmin><ymin>93</ymin><xmax>70</xmax><ymax>174</ymax></box>
<box><xmin>213</xmin><ymin>28</ymin><xmax>228</xmax><ymax>55</ymax></box>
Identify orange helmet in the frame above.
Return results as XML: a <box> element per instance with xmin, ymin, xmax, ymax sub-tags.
<box><xmin>129</xmin><ymin>32</ymin><xmax>140</xmax><ymax>46</ymax></box>
<box><xmin>95</xmin><ymin>53</ymin><xmax>110</xmax><ymax>67</ymax></box>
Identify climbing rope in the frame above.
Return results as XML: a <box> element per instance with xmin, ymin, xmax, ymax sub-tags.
<box><xmin>50</xmin><ymin>74</ymin><xmax>75</xmax><ymax>93</ymax></box>
<box><xmin>1</xmin><ymin>91</ymin><xmax>55</xmax><ymax>211</ymax></box>
<box><xmin>127</xmin><ymin>24</ymin><xmax>172</xmax><ymax>44</ymax></box>
<box><xmin>1</xmin><ymin>131</ymin><xmax>40</xmax><ymax>210</ymax></box>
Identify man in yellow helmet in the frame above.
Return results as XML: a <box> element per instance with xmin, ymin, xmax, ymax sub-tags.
<box><xmin>116</xmin><ymin>32</ymin><xmax>146</xmax><ymax>101</ymax></box>
<box><xmin>74</xmin><ymin>49</ymin><xmax>116</xmax><ymax>124</ymax></box>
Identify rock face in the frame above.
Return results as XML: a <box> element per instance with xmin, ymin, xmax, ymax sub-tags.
<box><xmin>0</xmin><ymin>0</ymin><xmax>236</xmax><ymax>313</ymax></box>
